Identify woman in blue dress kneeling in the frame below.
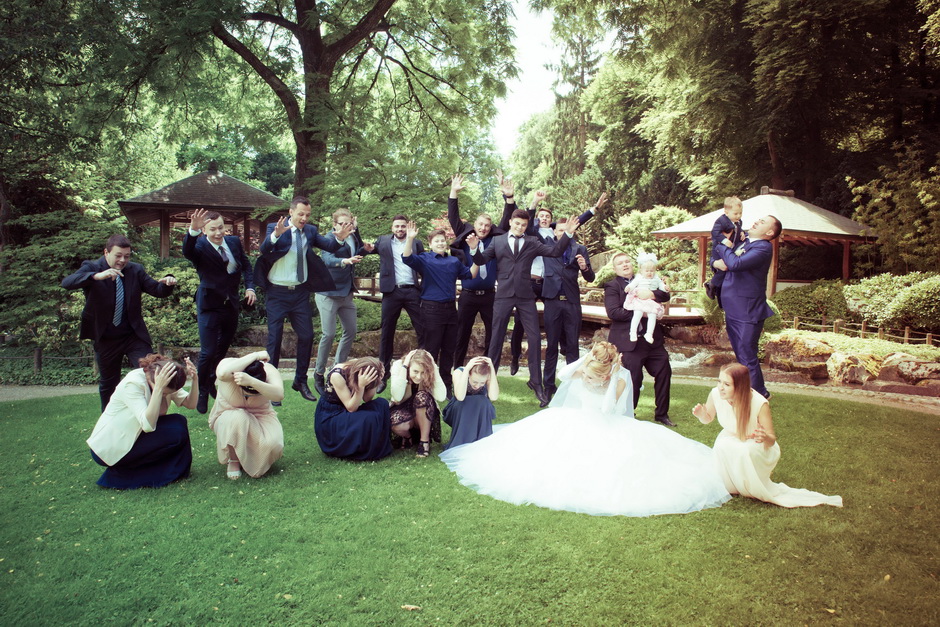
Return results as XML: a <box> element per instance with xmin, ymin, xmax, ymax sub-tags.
<box><xmin>314</xmin><ymin>357</ymin><xmax>392</xmax><ymax>461</ymax></box>
<box><xmin>442</xmin><ymin>356</ymin><xmax>499</xmax><ymax>451</ymax></box>
<box><xmin>87</xmin><ymin>354</ymin><xmax>197</xmax><ymax>489</ymax></box>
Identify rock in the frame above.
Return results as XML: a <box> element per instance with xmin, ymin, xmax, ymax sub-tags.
<box><xmin>669</xmin><ymin>325</ymin><xmax>712</xmax><ymax>344</ymax></box>
<box><xmin>876</xmin><ymin>352</ymin><xmax>920</xmax><ymax>382</ymax></box>
<box><xmin>768</xmin><ymin>357</ymin><xmax>829</xmax><ymax>380</ymax></box>
<box><xmin>861</xmin><ymin>380</ymin><xmax>940</xmax><ymax>398</ymax></box>
<box><xmin>703</xmin><ymin>352</ymin><xmax>738</xmax><ymax>367</ymax></box>
<box><xmin>762</xmin><ymin>334</ymin><xmax>834</xmax><ymax>361</ymax></box>
<box><xmin>592</xmin><ymin>328</ymin><xmax>610</xmax><ymax>344</ymax></box>
<box><xmin>714</xmin><ymin>329</ymin><xmax>733</xmax><ymax>350</ymax></box>
<box><xmin>897</xmin><ymin>359</ymin><xmax>940</xmax><ymax>383</ymax></box>
<box><xmin>826</xmin><ymin>351</ymin><xmax>872</xmax><ymax>385</ymax></box>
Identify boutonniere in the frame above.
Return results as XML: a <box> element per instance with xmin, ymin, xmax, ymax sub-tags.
<box><xmin>734</xmin><ymin>245</ymin><xmax>746</xmax><ymax>257</ymax></box>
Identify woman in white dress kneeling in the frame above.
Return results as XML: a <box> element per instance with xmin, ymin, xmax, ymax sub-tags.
<box><xmin>693</xmin><ymin>363</ymin><xmax>842</xmax><ymax>508</ymax></box>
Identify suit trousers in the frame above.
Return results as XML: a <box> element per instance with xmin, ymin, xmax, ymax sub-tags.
<box><xmin>620</xmin><ymin>342</ymin><xmax>672</xmax><ymax>420</ymax></box>
<box><xmin>379</xmin><ymin>286</ymin><xmax>423</xmax><ymax>372</ymax></box>
<box><xmin>543</xmin><ymin>298</ymin><xmax>581</xmax><ymax>389</ymax></box>
<box><xmin>265</xmin><ymin>285</ymin><xmax>315</xmax><ymax>382</ymax></box>
<box><xmin>314</xmin><ymin>292</ymin><xmax>357</xmax><ymax>376</ymax></box>
<box><xmin>95</xmin><ymin>332</ymin><xmax>152</xmax><ymax>411</ymax></box>
<box><xmin>197</xmin><ymin>304</ymin><xmax>239</xmax><ymax>393</ymax></box>
<box><xmin>419</xmin><ymin>300</ymin><xmax>457</xmax><ymax>390</ymax></box>
<box><xmin>453</xmin><ymin>289</ymin><xmax>495</xmax><ymax>368</ymax></box>
<box><xmin>725</xmin><ymin>316</ymin><xmax>768</xmax><ymax>396</ymax></box>
<box><xmin>489</xmin><ymin>297</ymin><xmax>542</xmax><ymax>387</ymax></box>
<box><xmin>510</xmin><ymin>279</ymin><xmax>543</xmax><ymax>360</ymax></box>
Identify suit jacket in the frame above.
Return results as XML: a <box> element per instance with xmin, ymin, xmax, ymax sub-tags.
<box><xmin>447</xmin><ymin>197</ymin><xmax>514</xmax><ymax>247</ymax></box>
<box><xmin>715</xmin><ymin>238</ymin><xmax>775</xmax><ymax>323</ymax></box>
<box><xmin>526</xmin><ymin>207</ymin><xmax>595</xmax><ymax>239</ymax></box>
<box><xmin>604</xmin><ymin>275</ymin><xmax>671</xmax><ymax>352</ymax></box>
<box><xmin>254</xmin><ymin>222</ymin><xmax>346</xmax><ymax>293</ymax></box>
<box><xmin>369</xmin><ymin>234</ymin><xmax>424</xmax><ymax>293</ymax></box>
<box><xmin>182</xmin><ymin>233</ymin><xmax>254</xmax><ymax>312</ymax></box>
<box><xmin>472</xmin><ymin>232</ymin><xmax>571</xmax><ymax>299</ymax></box>
<box><xmin>319</xmin><ymin>232</ymin><xmax>360</xmax><ymax>297</ymax></box>
<box><xmin>542</xmin><ymin>241</ymin><xmax>594</xmax><ymax>301</ymax></box>
<box><xmin>61</xmin><ymin>257</ymin><xmax>173</xmax><ymax>344</ymax></box>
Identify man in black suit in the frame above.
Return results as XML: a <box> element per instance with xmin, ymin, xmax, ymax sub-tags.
<box><xmin>541</xmin><ymin>219</ymin><xmax>595</xmax><ymax>400</ymax></box>
<box><xmin>254</xmin><ymin>196</ymin><xmax>353</xmax><ymax>405</ymax></box>
<box><xmin>604</xmin><ymin>252</ymin><xmax>675</xmax><ymax>426</ymax></box>
<box><xmin>471</xmin><ymin>209</ymin><xmax>581</xmax><ymax>406</ymax></box>
<box><xmin>183</xmin><ymin>209</ymin><xmax>256</xmax><ymax>413</ymax></box>
<box><xmin>62</xmin><ymin>234</ymin><xmax>177</xmax><ymax>410</ymax></box>
<box><xmin>366</xmin><ymin>215</ymin><xmax>425</xmax><ymax>392</ymax></box>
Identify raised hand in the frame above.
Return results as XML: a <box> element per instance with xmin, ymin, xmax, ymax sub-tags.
<box><xmin>496</xmin><ymin>169</ymin><xmax>514</xmax><ymax>198</ymax></box>
<box><xmin>533</xmin><ymin>190</ymin><xmax>547</xmax><ymax>206</ymax></box>
<box><xmin>563</xmin><ymin>215</ymin><xmax>581</xmax><ymax>235</ymax></box>
<box><xmin>357</xmin><ymin>366</ymin><xmax>379</xmax><ymax>389</ymax></box>
<box><xmin>153</xmin><ymin>362</ymin><xmax>177</xmax><ymax>392</ymax></box>
<box><xmin>465</xmin><ymin>232</ymin><xmax>480</xmax><ymax>250</ymax></box>
<box><xmin>405</xmin><ymin>220</ymin><xmax>419</xmax><ymax>240</ymax></box>
<box><xmin>361</xmin><ymin>242</ymin><xmax>375</xmax><ymax>253</ymax></box>
<box><xmin>94</xmin><ymin>267</ymin><xmax>124</xmax><ymax>281</ymax></box>
<box><xmin>343</xmin><ymin>255</ymin><xmax>364</xmax><ymax>266</ymax></box>
<box><xmin>692</xmin><ymin>403</ymin><xmax>708</xmax><ymax>421</ymax></box>
<box><xmin>273</xmin><ymin>215</ymin><xmax>291</xmax><ymax>238</ymax></box>
<box><xmin>189</xmin><ymin>208</ymin><xmax>210</xmax><ymax>232</ymax></box>
<box><xmin>595</xmin><ymin>191</ymin><xmax>609</xmax><ymax>211</ymax></box>
<box><xmin>451</xmin><ymin>173</ymin><xmax>466</xmax><ymax>196</ymax></box>
<box><xmin>254</xmin><ymin>350</ymin><xmax>270</xmax><ymax>362</ymax></box>
<box><xmin>183</xmin><ymin>357</ymin><xmax>197</xmax><ymax>380</ymax></box>
<box><xmin>575</xmin><ymin>254</ymin><xmax>587</xmax><ymax>270</ymax></box>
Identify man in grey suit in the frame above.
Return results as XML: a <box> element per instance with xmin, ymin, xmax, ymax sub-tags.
<box><xmin>471</xmin><ymin>209</ymin><xmax>581</xmax><ymax>406</ymax></box>
<box><xmin>366</xmin><ymin>214</ymin><xmax>425</xmax><ymax>392</ymax></box>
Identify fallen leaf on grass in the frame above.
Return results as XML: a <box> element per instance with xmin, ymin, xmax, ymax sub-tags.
<box><xmin>401</xmin><ymin>605</ymin><xmax>422</xmax><ymax>611</ymax></box>
<box><xmin>824</xmin><ymin>608</ymin><xmax>837</xmax><ymax>614</ymax></box>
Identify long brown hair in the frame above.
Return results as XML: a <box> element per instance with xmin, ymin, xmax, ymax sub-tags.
<box><xmin>407</xmin><ymin>349</ymin><xmax>436</xmax><ymax>390</ymax></box>
<box><xmin>344</xmin><ymin>357</ymin><xmax>384</xmax><ymax>397</ymax></box>
<box><xmin>139</xmin><ymin>354</ymin><xmax>186</xmax><ymax>392</ymax></box>
<box><xmin>721</xmin><ymin>363</ymin><xmax>753</xmax><ymax>440</ymax></box>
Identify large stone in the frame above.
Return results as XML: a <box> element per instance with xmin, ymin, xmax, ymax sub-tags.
<box><xmin>897</xmin><ymin>359</ymin><xmax>940</xmax><ymax>383</ymax></box>
<box><xmin>826</xmin><ymin>351</ymin><xmax>872</xmax><ymax>385</ymax></box>
<box><xmin>714</xmin><ymin>328</ymin><xmax>733</xmax><ymax>350</ymax></box>
<box><xmin>876</xmin><ymin>352</ymin><xmax>920</xmax><ymax>382</ymax></box>
<box><xmin>768</xmin><ymin>357</ymin><xmax>829</xmax><ymax>380</ymax></box>
<box><xmin>669</xmin><ymin>325</ymin><xmax>713</xmax><ymax>344</ymax></box>
<box><xmin>763</xmin><ymin>334</ymin><xmax>834</xmax><ymax>361</ymax></box>
<box><xmin>703</xmin><ymin>352</ymin><xmax>738</xmax><ymax>367</ymax></box>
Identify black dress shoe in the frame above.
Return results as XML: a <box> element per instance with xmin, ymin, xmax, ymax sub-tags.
<box><xmin>655</xmin><ymin>416</ymin><xmax>677</xmax><ymax>427</ymax></box>
<box><xmin>314</xmin><ymin>373</ymin><xmax>326</xmax><ymax>396</ymax></box>
<box><xmin>292</xmin><ymin>380</ymin><xmax>317</xmax><ymax>402</ymax></box>
<box><xmin>271</xmin><ymin>400</ymin><xmax>281</xmax><ymax>407</ymax></box>
<box><xmin>509</xmin><ymin>356</ymin><xmax>520</xmax><ymax>376</ymax></box>
<box><xmin>376</xmin><ymin>378</ymin><xmax>388</xmax><ymax>394</ymax></box>
<box><xmin>196</xmin><ymin>392</ymin><xmax>209</xmax><ymax>415</ymax></box>
<box><xmin>704</xmin><ymin>281</ymin><xmax>715</xmax><ymax>300</ymax></box>
<box><xmin>526</xmin><ymin>381</ymin><xmax>549</xmax><ymax>407</ymax></box>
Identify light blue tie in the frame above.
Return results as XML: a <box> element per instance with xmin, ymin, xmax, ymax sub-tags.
<box><xmin>113</xmin><ymin>276</ymin><xmax>124</xmax><ymax>326</ymax></box>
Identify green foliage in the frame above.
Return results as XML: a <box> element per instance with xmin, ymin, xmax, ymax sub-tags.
<box><xmin>355</xmin><ymin>299</ymin><xmax>412</xmax><ymax>333</ymax></box>
<box><xmin>843</xmin><ymin>271</ymin><xmax>940</xmax><ymax>328</ymax></box>
<box><xmin>604</xmin><ymin>205</ymin><xmax>697</xmax><ymax>275</ymax></box>
<box><xmin>851</xmin><ymin>143</ymin><xmax>940</xmax><ymax>274</ymax></box>
<box><xmin>883</xmin><ymin>275</ymin><xmax>940</xmax><ymax>333</ymax></box>
<box><xmin>762</xmin><ymin>299</ymin><xmax>784</xmax><ymax>334</ymax></box>
<box><xmin>770</xmin><ymin>280</ymin><xmax>851</xmax><ymax>322</ymax></box>
<box><xmin>251</xmin><ymin>151</ymin><xmax>293</xmax><ymax>197</ymax></box>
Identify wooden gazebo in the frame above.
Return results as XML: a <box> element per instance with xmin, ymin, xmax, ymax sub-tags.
<box><xmin>118</xmin><ymin>164</ymin><xmax>287</xmax><ymax>258</ymax></box>
<box><xmin>652</xmin><ymin>187</ymin><xmax>876</xmax><ymax>297</ymax></box>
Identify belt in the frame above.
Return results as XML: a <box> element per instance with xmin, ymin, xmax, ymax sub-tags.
<box><xmin>421</xmin><ymin>300</ymin><xmax>455</xmax><ymax>306</ymax></box>
<box><xmin>397</xmin><ymin>284</ymin><xmax>416</xmax><ymax>289</ymax></box>
<box><xmin>270</xmin><ymin>283</ymin><xmax>299</xmax><ymax>291</ymax></box>
<box><xmin>464</xmin><ymin>289</ymin><xmax>494</xmax><ymax>296</ymax></box>
<box><xmin>530</xmin><ymin>276</ymin><xmax>543</xmax><ymax>283</ymax></box>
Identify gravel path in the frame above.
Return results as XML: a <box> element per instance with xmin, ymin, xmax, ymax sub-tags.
<box><xmin>2</xmin><ymin>374</ymin><xmax>938</xmax><ymax>416</ymax></box>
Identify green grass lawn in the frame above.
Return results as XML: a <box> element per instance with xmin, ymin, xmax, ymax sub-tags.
<box><xmin>0</xmin><ymin>377</ymin><xmax>937</xmax><ymax>625</ymax></box>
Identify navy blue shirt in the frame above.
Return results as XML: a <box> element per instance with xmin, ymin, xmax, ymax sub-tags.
<box><xmin>403</xmin><ymin>252</ymin><xmax>472</xmax><ymax>303</ymax></box>
<box><xmin>455</xmin><ymin>237</ymin><xmax>497</xmax><ymax>291</ymax></box>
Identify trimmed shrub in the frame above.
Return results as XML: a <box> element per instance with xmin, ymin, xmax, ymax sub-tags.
<box><xmin>843</xmin><ymin>271</ymin><xmax>939</xmax><ymax>327</ymax></box>
<box><xmin>771</xmin><ymin>280</ymin><xmax>850</xmax><ymax>321</ymax></box>
<box><xmin>883</xmin><ymin>275</ymin><xmax>940</xmax><ymax>333</ymax></box>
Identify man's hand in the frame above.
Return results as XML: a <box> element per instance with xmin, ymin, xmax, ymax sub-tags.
<box><xmin>465</xmin><ymin>233</ymin><xmax>480</xmax><ymax>250</ymax></box>
<box><xmin>273</xmin><ymin>216</ymin><xmax>290</xmax><ymax>238</ymax></box>
<box><xmin>94</xmin><ymin>268</ymin><xmax>124</xmax><ymax>281</ymax></box>
<box><xmin>713</xmin><ymin>259</ymin><xmax>728</xmax><ymax>272</ymax></box>
<box><xmin>189</xmin><ymin>208</ymin><xmax>210</xmax><ymax>232</ymax></box>
<box><xmin>361</xmin><ymin>242</ymin><xmax>375</xmax><ymax>253</ymax></box>
<box><xmin>335</xmin><ymin>221</ymin><xmax>354</xmax><ymax>241</ymax></box>
<box><xmin>576</xmin><ymin>254</ymin><xmax>588</xmax><ymax>270</ymax></box>
<box><xmin>594</xmin><ymin>191</ymin><xmax>608</xmax><ymax>212</ymax></box>
<box><xmin>405</xmin><ymin>221</ymin><xmax>418</xmax><ymax>240</ymax></box>
<box><xmin>244</xmin><ymin>289</ymin><xmax>257</xmax><ymax>306</ymax></box>
<box><xmin>450</xmin><ymin>173</ymin><xmax>465</xmax><ymax>197</ymax></box>
<box><xmin>158</xmin><ymin>275</ymin><xmax>177</xmax><ymax>286</ymax></box>
<box><xmin>496</xmin><ymin>169</ymin><xmax>514</xmax><ymax>198</ymax></box>
<box><xmin>531</xmin><ymin>190</ymin><xmax>547</xmax><ymax>208</ymax></box>
<box><xmin>343</xmin><ymin>255</ymin><xmax>364</xmax><ymax>266</ymax></box>
<box><xmin>563</xmin><ymin>215</ymin><xmax>581</xmax><ymax>235</ymax></box>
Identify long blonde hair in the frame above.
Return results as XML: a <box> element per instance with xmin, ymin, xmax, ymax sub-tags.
<box><xmin>407</xmin><ymin>349</ymin><xmax>436</xmax><ymax>390</ymax></box>
<box><xmin>721</xmin><ymin>363</ymin><xmax>753</xmax><ymax>440</ymax></box>
<box><xmin>344</xmin><ymin>357</ymin><xmax>384</xmax><ymax>397</ymax></box>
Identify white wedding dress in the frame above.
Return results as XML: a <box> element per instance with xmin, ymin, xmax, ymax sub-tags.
<box><xmin>439</xmin><ymin>358</ymin><xmax>731</xmax><ymax>517</ymax></box>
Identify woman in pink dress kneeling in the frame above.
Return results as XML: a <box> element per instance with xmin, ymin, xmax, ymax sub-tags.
<box><xmin>209</xmin><ymin>351</ymin><xmax>285</xmax><ymax>480</ymax></box>
<box><xmin>693</xmin><ymin>363</ymin><xmax>842</xmax><ymax>508</ymax></box>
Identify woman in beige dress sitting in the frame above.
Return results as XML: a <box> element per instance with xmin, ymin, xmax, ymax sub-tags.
<box><xmin>693</xmin><ymin>363</ymin><xmax>842</xmax><ymax>508</ymax></box>
<box><xmin>209</xmin><ymin>351</ymin><xmax>285</xmax><ymax>480</ymax></box>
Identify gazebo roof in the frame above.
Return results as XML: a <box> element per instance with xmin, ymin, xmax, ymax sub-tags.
<box><xmin>118</xmin><ymin>166</ymin><xmax>286</xmax><ymax>227</ymax></box>
<box><xmin>652</xmin><ymin>192</ymin><xmax>874</xmax><ymax>246</ymax></box>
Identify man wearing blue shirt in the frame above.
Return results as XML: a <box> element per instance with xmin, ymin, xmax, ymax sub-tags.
<box><xmin>402</xmin><ymin>221</ymin><xmax>478</xmax><ymax>396</ymax></box>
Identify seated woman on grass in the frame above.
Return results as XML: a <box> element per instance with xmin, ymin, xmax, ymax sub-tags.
<box><xmin>390</xmin><ymin>349</ymin><xmax>447</xmax><ymax>457</ymax></box>
<box><xmin>693</xmin><ymin>363</ymin><xmax>842</xmax><ymax>508</ymax></box>
<box><xmin>87</xmin><ymin>354</ymin><xmax>197</xmax><ymax>489</ymax></box>
<box><xmin>209</xmin><ymin>351</ymin><xmax>284</xmax><ymax>480</ymax></box>
<box><xmin>442</xmin><ymin>355</ymin><xmax>499</xmax><ymax>451</ymax></box>
<box><xmin>314</xmin><ymin>357</ymin><xmax>392</xmax><ymax>461</ymax></box>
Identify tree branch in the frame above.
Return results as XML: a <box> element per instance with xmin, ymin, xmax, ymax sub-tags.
<box><xmin>246</xmin><ymin>11</ymin><xmax>298</xmax><ymax>35</ymax></box>
<box><xmin>325</xmin><ymin>0</ymin><xmax>398</xmax><ymax>65</ymax></box>
<box><xmin>211</xmin><ymin>22</ymin><xmax>301</xmax><ymax>125</ymax></box>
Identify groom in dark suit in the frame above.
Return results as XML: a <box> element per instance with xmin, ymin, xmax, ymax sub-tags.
<box><xmin>254</xmin><ymin>196</ymin><xmax>353</xmax><ymax>404</ymax></box>
<box><xmin>62</xmin><ymin>234</ymin><xmax>177</xmax><ymax>410</ymax></box>
<box><xmin>471</xmin><ymin>209</ymin><xmax>581</xmax><ymax>406</ymax></box>
<box><xmin>605</xmin><ymin>252</ymin><xmax>674</xmax><ymax>426</ymax></box>
<box><xmin>712</xmin><ymin>215</ymin><xmax>782</xmax><ymax>399</ymax></box>
<box><xmin>183</xmin><ymin>209</ymin><xmax>256</xmax><ymax>413</ymax></box>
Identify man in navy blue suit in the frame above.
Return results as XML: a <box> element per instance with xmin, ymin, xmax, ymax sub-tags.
<box><xmin>183</xmin><ymin>209</ymin><xmax>256</xmax><ymax>413</ymax></box>
<box><xmin>62</xmin><ymin>234</ymin><xmax>178</xmax><ymax>410</ymax></box>
<box><xmin>712</xmin><ymin>215</ymin><xmax>782</xmax><ymax>399</ymax></box>
<box><xmin>254</xmin><ymin>197</ymin><xmax>353</xmax><ymax>405</ymax></box>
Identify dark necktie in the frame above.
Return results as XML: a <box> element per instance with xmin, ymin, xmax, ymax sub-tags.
<box><xmin>512</xmin><ymin>236</ymin><xmax>520</xmax><ymax>256</ymax></box>
<box><xmin>219</xmin><ymin>245</ymin><xmax>229</xmax><ymax>265</ymax></box>
<box><xmin>563</xmin><ymin>247</ymin><xmax>570</xmax><ymax>264</ymax></box>
<box><xmin>295</xmin><ymin>231</ymin><xmax>305</xmax><ymax>282</ymax></box>
<box><xmin>112</xmin><ymin>276</ymin><xmax>124</xmax><ymax>326</ymax></box>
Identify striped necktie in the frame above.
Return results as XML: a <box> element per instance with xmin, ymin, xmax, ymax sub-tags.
<box><xmin>112</xmin><ymin>276</ymin><xmax>124</xmax><ymax>326</ymax></box>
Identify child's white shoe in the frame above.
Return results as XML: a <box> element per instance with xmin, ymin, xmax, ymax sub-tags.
<box><xmin>630</xmin><ymin>332</ymin><xmax>638</xmax><ymax>342</ymax></box>
<box><xmin>644</xmin><ymin>333</ymin><xmax>655</xmax><ymax>344</ymax></box>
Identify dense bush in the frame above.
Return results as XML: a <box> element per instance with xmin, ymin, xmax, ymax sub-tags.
<box><xmin>843</xmin><ymin>271</ymin><xmax>939</xmax><ymax>327</ymax></box>
<box><xmin>882</xmin><ymin>275</ymin><xmax>940</xmax><ymax>333</ymax></box>
<box><xmin>770</xmin><ymin>280</ymin><xmax>850</xmax><ymax>321</ymax></box>
<box><xmin>355</xmin><ymin>299</ymin><xmax>412</xmax><ymax>333</ymax></box>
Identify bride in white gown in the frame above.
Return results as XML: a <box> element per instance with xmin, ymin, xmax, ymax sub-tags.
<box><xmin>439</xmin><ymin>341</ymin><xmax>731</xmax><ymax>517</ymax></box>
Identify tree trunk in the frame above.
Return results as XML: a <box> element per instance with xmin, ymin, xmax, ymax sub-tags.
<box><xmin>0</xmin><ymin>174</ymin><xmax>11</xmax><ymax>274</ymax></box>
<box><xmin>766</xmin><ymin>130</ymin><xmax>786</xmax><ymax>190</ymax></box>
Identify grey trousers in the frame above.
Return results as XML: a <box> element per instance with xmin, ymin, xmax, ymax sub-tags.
<box><xmin>314</xmin><ymin>292</ymin><xmax>357</xmax><ymax>376</ymax></box>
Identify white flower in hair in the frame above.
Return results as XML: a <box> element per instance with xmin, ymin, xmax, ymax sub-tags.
<box><xmin>636</xmin><ymin>252</ymin><xmax>658</xmax><ymax>266</ymax></box>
